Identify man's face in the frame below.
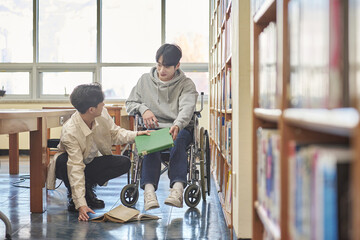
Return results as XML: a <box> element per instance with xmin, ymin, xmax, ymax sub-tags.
<box><xmin>156</xmin><ymin>55</ymin><xmax>180</xmax><ymax>82</ymax></box>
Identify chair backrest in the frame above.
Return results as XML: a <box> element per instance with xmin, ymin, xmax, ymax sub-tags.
<box><xmin>47</xmin><ymin>139</ymin><xmax>60</xmax><ymax>148</ymax></box>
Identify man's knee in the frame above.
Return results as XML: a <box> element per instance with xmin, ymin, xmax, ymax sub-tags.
<box><xmin>123</xmin><ymin>156</ymin><xmax>131</xmax><ymax>172</ymax></box>
<box><xmin>113</xmin><ymin>155</ymin><xmax>131</xmax><ymax>173</ymax></box>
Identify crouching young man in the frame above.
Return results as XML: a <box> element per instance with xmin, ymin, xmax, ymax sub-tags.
<box><xmin>47</xmin><ymin>83</ymin><xmax>150</xmax><ymax>221</ymax></box>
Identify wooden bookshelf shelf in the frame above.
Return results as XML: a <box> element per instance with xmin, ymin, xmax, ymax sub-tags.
<box><xmin>212</xmin><ymin>172</ymin><xmax>221</xmax><ymax>192</ymax></box>
<box><xmin>223</xmin><ymin>210</ymin><xmax>233</xmax><ymax>229</ymax></box>
<box><xmin>221</xmin><ymin>19</ymin><xmax>226</xmax><ymax>30</ymax></box>
<box><xmin>254</xmin><ymin>108</ymin><xmax>281</xmax><ymax>123</ymax></box>
<box><xmin>254</xmin><ymin>201</ymin><xmax>280</xmax><ymax>240</ymax></box>
<box><xmin>283</xmin><ymin>108</ymin><xmax>359</xmax><ymax>137</ymax></box>
<box><xmin>253</xmin><ymin>0</ymin><xmax>276</xmax><ymax>24</ymax></box>
<box><xmin>252</xmin><ymin>0</ymin><xmax>358</xmax><ymax>239</ymax></box>
<box><xmin>209</xmin><ymin>0</ymin><xmax>233</xmax><ymax>233</ymax></box>
<box><xmin>226</xmin><ymin>54</ymin><xmax>232</xmax><ymax>64</ymax></box>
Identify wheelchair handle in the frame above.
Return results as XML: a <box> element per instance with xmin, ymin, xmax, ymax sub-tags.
<box><xmin>198</xmin><ymin>92</ymin><xmax>204</xmax><ymax>113</ymax></box>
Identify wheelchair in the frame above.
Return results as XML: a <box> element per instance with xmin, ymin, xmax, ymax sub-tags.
<box><xmin>120</xmin><ymin>92</ymin><xmax>211</xmax><ymax>208</ymax></box>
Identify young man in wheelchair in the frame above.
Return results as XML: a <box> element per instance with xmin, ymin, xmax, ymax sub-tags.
<box><xmin>126</xmin><ymin>43</ymin><xmax>198</xmax><ymax>210</ymax></box>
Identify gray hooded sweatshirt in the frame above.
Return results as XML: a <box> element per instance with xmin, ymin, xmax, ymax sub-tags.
<box><xmin>126</xmin><ymin>67</ymin><xmax>198</xmax><ymax>130</ymax></box>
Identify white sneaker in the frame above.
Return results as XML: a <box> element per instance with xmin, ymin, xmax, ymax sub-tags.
<box><xmin>144</xmin><ymin>191</ymin><xmax>159</xmax><ymax>211</ymax></box>
<box><xmin>164</xmin><ymin>188</ymin><xmax>183</xmax><ymax>208</ymax></box>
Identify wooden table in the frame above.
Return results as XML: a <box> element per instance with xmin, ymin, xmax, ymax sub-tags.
<box><xmin>43</xmin><ymin>105</ymin><xmax>123</xmax><ymax>155</ymax></box>
<box><xmin>0</xmin><ymin>109</ymin><xmax>75</xmax><ymax>213</ymax></box>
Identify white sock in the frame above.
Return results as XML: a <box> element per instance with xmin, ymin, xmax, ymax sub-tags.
<box><xmin>145</xmin><ymin>184</ymin><xmax>155</xmax><ymax>192</ymax></box>
<box><xmin>173</xmin><ymin>182</ymin><xmax>184</xmax><ymax>191</ymax></box>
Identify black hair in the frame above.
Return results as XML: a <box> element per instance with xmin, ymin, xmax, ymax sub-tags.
<box><xmin>70</xmin><ymin>83</ymin><xmax>104</xmax><ymax>114</ymax></box>
<box><xmin>155</xmin><ymin>43</ymin><xmax>182</xmax><ymax>67</ymax></box>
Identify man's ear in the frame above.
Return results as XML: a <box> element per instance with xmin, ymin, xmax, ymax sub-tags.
<box><xmin>87</xmin><ymin>106</ymin><xmax>95</xmax><ymax>114</ymax></box>
<box><xmin>175</xmin><ymin>62</ymin><xmax>180</xmax><ymax>71</ymax></box>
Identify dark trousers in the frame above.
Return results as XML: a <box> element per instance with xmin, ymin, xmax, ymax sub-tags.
<box><xmin>140</xmin><ymin>128</ymin><xmax>192</xmax><ymax>190</ymax></box>
<box><xmin>55</xmin><ymin>153</ymin><xmax>131</xmax><ymax>191</ymax></box>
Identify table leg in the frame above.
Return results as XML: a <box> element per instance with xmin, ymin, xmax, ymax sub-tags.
<box><xmin>9</xmin><ymin>133</ymin><xmax>19</xmax><ymax>175</ymax></box>
<box><xmin>29</xmin><ymin>118</ymin><xmax>47</xmax><ymax>213</ymax></box>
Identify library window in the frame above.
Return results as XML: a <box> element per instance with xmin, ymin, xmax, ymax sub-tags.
<box><xmin>0</xmin><ymin>0</ymin><xmax>209</xmax><ymax>100</ymax></box>
<box><xmin>39</xmin><ymin>0</ymin><xmax>97</xmax><ymax>63</ymax></box>
<box><xmin>0</xmin><ymin>0</ymin><xmax>33</xmax><ymax>63</ymax></box>
<box><xmin>166</xmin><ymin>0</ymin><xmax>209</xmax><ymax>63</ymax></box>
<box><xmin>185</xmin><ymin>72</ymin><xmax>209</xmax><ymax>94</ymax></box>
<box><xmin>102</xmin><ymin>0</ymin><xmax>161</xmax><ymax>63</ymax></box>
<box><xmin>102</xmin><ymin>67</ymin><xmax>151</xmax><ymax>99</ymax></box>
<box><xmin>0</xmin><ymin>72</ymin><xmax>29</xmax><ymax>95</ymax></box>
<box><xmin>41</xmin><ymin>72</ymin><xmax>93</xmax><ymax>96</ymax></box>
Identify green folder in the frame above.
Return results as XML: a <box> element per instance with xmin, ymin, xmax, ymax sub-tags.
<box><xmin>135</xmin><ymin>127</ymin><xmax>174</xmax><ymax>156</ymax></box>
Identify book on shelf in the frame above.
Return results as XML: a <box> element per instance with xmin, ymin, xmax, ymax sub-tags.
<box><xmin>226</xmin><ymin>67</ymin><xmax>232</xmax><ymax>110</ymax></box>
<box><xmin>218</xmin><ymin>77</ymin><xmax>222</xmax><ymax>109</ymax></box>
<box><xmin>218</xmin><ymin>40</ymin><xmax>222</xmax><ymax>73</ymax></box>
<box><xmin>225</xmin><ymin>120</ymin><xmax>232</xmax><ymax>165</ymax></box>
<box><xmin>288</xmin><ymin>0</ymin><xmax>348</xmax><ymax>108</ymax></box>
<box><xmin>210</xmin><ymin>113</ymin><xmax>214</xmax><ymax>138</ymax></box>
<box><xmin>288</xmin><ymin>0</ymin><xmax>302</xmax><ymax>108</ymax></box>
<box><xmin>226</xmin><ymin>14</ymin><xmax>232</xmax><ymax>60</ymax></box>
<box><xmin>221</xmin><ymin>117</ymin><xmax>225</xmax><ymax>148</ymax></box>
<box><xmin>91</xmin><ymin>205</ymin><xmax>159</xmax><ymax>223</ymax></box>
<box><xmin>222</xmin><ymin>30</ymin><xmax>226</xmax><ymax>68</ymax></box>
<box><xmin>225</xmin><ymin>170</ymin><xmax>232</xmax><ymax>213</ymax></box>
<box><xmin>288</xmin><ymin>143</ymin><xmax>352</xmax><ymax>240</ymax></box>
<box><xmin>252</xmin><ymin>0</ymin><xmax>267</xmax><ymax>16</ymax></box>
<box><xmin>222</xmin><ymin>71</ymin><xmax>226</xmax><ymax>110</ymax></box>
<box><xmin>256</xmin><ymin>128</ymin><xmax>280</xmax><ymax>227</ymax></box>
<box><xmin>258</xmin><ymin>22</ymin><xmax>278</xmax><ymax>109</ymax></box>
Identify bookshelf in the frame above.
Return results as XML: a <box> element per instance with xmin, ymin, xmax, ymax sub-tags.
<box><xmin>209</xmin><ymin>0</ymin><xmax>233</xmax><ymax>231</ymax></box>
<box><xmin>251</xmin><ymin>0</ymin><xmax>359</xmax><ymax>239</ymax></box>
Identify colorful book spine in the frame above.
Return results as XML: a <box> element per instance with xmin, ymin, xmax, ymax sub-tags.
<box><xmin>288</xmin><ymin>144</ymin><xmax>352</xmax><ymax>240</ymax></box>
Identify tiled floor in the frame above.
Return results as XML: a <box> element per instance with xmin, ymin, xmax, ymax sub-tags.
<box><xmin>0</xmin><ymin>156</ymin><xmax>231</xmax><ymax>240</ymax></box>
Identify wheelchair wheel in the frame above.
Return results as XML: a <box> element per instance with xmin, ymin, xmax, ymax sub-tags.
<box><xmin>200</xmin><ymin>128</ymin><xmax>211</xmax><ymax>200</ymax></box>
<box><xmin>120</xmin><ymin>184</ymin><xmax>139</xmax><ymax>207</ymax></box>
<box><xmin>199</xmin><ymin>127</ymin><xmax>206</xmax><ymax>201</ymax></box>
<box><xmin>204</xmin><ymin>130</ymin><xmax>211</xmax><ymax>197</ymax></box>
<box><xmin>184</xmin><ymin>184</ymin><xmax>201</xmax><ymax>208</ymax></box>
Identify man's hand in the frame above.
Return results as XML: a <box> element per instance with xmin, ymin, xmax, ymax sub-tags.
<box><xmin>78</xmin><ymin>205</ymin><xmax>95</xmax><ymax>222</ymax></box>
<box><xmin>137</xmin><ymin>130</ymin><xmax>153</xmax><ymax>136</ymax></box>
<box><xmin>142</xmin><ymin>110</ymin><xmax>159</xmax><ymax>129</ymax></box>
<box><xmin>169</xmin><ymin>125</ymin><xmax>180</xmax><ymax>140</ymax></box>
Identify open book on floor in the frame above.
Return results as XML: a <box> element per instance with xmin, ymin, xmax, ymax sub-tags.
<box><xmin>91</xmin><ymin>205</ymin><xmax>160</xmax><ymax>223</ymax></box>
<box><xmin>135</xmin><ymin>127</ymin><xmax>174</xmax><ymax>156</ymax></box>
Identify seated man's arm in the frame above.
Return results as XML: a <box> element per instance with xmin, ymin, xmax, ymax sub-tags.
<box><xmin>173</xmin><ymin>79</ymin><xmax>199</xmax><ymax>131</ymax></box>
<box><xmin>125</xmin><ymin>79</ymin><xmax>149</xmax><ymax>116</ymax></box>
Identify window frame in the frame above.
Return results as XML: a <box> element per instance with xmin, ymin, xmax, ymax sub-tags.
<box><xmin>0</xmin><ymin>0</ymin><xmax>208</xmax><ymax>101</ymax></box>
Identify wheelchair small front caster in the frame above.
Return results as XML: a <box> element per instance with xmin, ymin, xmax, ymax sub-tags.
<box><xmin>184</xmin><ymin>184</ymin><xmax>201</xmax><ymax>208</ymax></box>
<box><xmin>120</xmin><ymin>184</ymin><xmax>139</xmax><ymax>207</ymax></box>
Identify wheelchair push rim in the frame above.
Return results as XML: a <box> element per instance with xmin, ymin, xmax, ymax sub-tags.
<box><xmin>199</xmin><ymin>128</ymin><xmax>211</xmax><ymax>201</ymax></box>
